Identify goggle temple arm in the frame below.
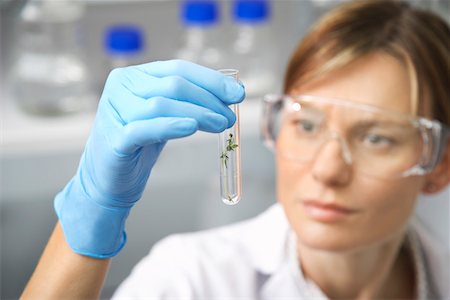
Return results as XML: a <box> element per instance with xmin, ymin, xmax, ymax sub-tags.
<box><xmin>261</xmin><ymin>94</ymin><xmax>283</xmax><ymax>151</ymax></box>
<box><xmin>421</xmin><ymin>121</ymin><xmax>450</xmax><ymax>173</ymax></box>
<box><xmin>435</xmin><ymin>124</ymin><xmax>450</xmax><ymax>167</ymax></box>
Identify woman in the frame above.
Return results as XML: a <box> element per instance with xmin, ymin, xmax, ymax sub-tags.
<box><xmin>22</xmin><ymin>0</ymin><xmax>449</xmax><ymax>299</ymax></box>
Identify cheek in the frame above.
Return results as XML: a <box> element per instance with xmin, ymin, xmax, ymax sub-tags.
<box><xmin>276</xmin><ymin>154</ymin><xmax>305</xmax><ymax>205</ymax></box>
<box><xmin>354</xmin><ymin>176</ymin><xmax>424</xmax><ymax>241</ymax></box>
<box><xmin>276</xmin><ymin>156</ymin><xmax>315</xmax><ymax>245</ymax></box>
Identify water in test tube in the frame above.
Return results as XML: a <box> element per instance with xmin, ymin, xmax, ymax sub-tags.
<box><xmin>218</xmin><ymin>69</ymin><xmax>242</xmax><ymax>205</ymax></box>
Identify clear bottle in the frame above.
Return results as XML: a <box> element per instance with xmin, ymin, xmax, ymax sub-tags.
<box><xmin>104</xmin><ymin>24</ymin><xmax>145</xmax><ymax>70</ymax></box>
<box><xmin>231</xmin><ymin>0</ymin><xmax>276</xmax><ymax>97</ymax></box>
<box><xmin>11</xmin><ymin>0</ymin><xmax>92</xmax><ymax>116</ymax></box>
<box><xmin>176</xmin><ymin>0</ymin><xmax>224</xmax><ymax>69</ymax></box>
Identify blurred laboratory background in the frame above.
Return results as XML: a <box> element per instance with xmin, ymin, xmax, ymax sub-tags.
<box><xmin>1</xmin><ymin>0</ymin><xmax>449</xmax><ymax>299</ymax></box>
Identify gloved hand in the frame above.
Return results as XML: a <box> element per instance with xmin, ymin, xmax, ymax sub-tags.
<box><xmin>55</xmin><ymin>60</ymin><xmax>245</xmax><ymax>258</ymax></box>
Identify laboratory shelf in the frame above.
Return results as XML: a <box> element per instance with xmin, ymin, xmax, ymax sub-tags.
<box><xmin>1</xmin><ymin>96</ymin><xmax>96</xmax><ymax>157</ymax></box>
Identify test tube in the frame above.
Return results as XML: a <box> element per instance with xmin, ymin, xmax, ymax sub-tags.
<box><xmin>218</xmin><ymin>69</ymin><xmax>241</xmax><ymax>205</ymax></box>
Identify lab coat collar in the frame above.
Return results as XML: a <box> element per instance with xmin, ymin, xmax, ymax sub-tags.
<box><xmin>409</xmin><ymin>216</ymin><xmax>450</xmax><ymax>299</ymax></box>
<box><xmin>248</xmin><ymin>204</ymin><xmax>327</xmax><ymax>299</ymax></box>
<box><xmin>244</xmin><ymin>203</ymin><xmax>292</xmax><ymax>275</ymax></box>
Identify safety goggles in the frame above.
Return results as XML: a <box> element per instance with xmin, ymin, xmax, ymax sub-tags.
<box><xmin>261</xmin><ymin>94</ymin><xmax>450</xmax><ymax>179</ymax></box>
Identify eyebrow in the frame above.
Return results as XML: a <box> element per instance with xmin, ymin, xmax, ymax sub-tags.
<box><xmin>289</xmin><ymin>100</ymin><xmax>417</xmax><ymax>129</ymax></box>
<box><xmin>353</xmin><ymin>117</ymin><xmax>413</xmax><ymax>126</ymax></box>
<box><xmin>350</xmin><ymin>120</ymin><xmax>416</xmax><ymax>135</ymax></box>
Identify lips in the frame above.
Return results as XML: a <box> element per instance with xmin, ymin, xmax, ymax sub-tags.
<box><xmin>301</xmin><ymin>199</ymin><xmax>357</xmax><ymax>222</ymax></box>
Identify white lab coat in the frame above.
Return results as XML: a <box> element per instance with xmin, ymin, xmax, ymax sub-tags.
<box><xmin>113</xmin><ymin>204</ymin><xmax>449</xmax><ymax>300</ymax></box>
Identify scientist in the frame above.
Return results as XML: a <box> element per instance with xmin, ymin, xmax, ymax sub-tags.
<box><xmin>22</xmin><ymin>0</ymin><xmax>449</xmax><ymax>299</ymax></box>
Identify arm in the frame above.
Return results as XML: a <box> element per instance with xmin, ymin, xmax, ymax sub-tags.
<box><xmin>21</xmin><ymin>60</ymin><xmax>245</xmax><ymax>298</ymax></box>
<box><xmin>21</xmin><ymin>222</ymin><xmax>110</xmax><ymax>300</ymax></box>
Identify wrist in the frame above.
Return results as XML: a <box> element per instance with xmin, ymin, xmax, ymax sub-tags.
<box><xmin>54</xmin><ymin>177</ymin><xmax>131</xmax><ymax>258</ymax></box>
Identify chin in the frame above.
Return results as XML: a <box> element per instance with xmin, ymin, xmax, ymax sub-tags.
<box><xmin>298</xmin><ymin>232</ymin><xmax>363</xmax><ymax>253</ymax></box>
<box><xmin>289</xmin><ymin>212</ymin><xmax>372</xmax><ymax>253</ymax></box>
<box><xmin>293</xmin><ymin>221</ymin><xmax>406</xmax><ymax>254</ymax></box>
<box><xmin>296</xmin><ymin>229</ymin><xmax>365</xmax><ymax>253</ymax></box>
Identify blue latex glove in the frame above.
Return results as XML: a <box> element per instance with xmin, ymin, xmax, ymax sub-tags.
<box><xmin>55</xmin><ymin>60</ymin><xmax>245</xmax><ymax>258</ymax></box>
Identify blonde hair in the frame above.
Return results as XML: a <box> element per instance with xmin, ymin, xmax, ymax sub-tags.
<box><xmin>284</xmin><ymin>0</ymin><xmax>450</xmax><ymax>125</ymax></box>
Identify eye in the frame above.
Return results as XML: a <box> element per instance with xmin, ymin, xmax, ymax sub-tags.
<box><xmin>362</xmin><ymin>133</ymin><xmax>395</xmax><ymax>147</ymax></box>
<box><xmin>294</xmin><ymin>119</ymin><xmax>320</xmax><ymax>135</ymax></box>
<box><xmin>284</xmin><ymin>109</ymin><xmax>324</xmax><ymax>137</ymax></box>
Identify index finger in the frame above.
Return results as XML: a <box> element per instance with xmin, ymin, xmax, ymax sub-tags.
<box><xmin>135</xmin><ymin>60</ymin><xmax>245</xmax><ymax>105</ymax></box>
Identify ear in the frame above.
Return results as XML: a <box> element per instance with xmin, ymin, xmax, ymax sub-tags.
<box><xmin>422</xmin><ymin>142</ymin><xmax>450</xmax><ymax>194</ymax></box>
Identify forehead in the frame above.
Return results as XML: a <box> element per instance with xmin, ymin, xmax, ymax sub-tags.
<box><xmin>294</xmin><ymin>52</ymin><xmax>412</xmax><ymax>114</ymax></box>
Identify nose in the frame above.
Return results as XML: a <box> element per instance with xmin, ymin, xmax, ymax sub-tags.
<box><xmin>311</xmin><ymin>133</ymin><xmax>352</xmax><ymax>186</ymax></box>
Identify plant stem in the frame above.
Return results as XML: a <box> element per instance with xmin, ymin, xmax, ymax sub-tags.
<box><xmin>221</xmin><ymin>132</ymin><xmax>238</xmax><ymax>202</ymax></box>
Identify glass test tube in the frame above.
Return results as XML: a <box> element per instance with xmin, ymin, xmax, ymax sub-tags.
<box><xmin>218</xmin><ymin>69</ymin><xmax>242</xmax><ymax>205</ymax></box>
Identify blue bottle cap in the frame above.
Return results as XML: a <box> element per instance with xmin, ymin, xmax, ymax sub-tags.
<box><xmin>181</xmin><ymin>0</ymin><xmax>219</xmax><ymax>26</ymax></box>
<box><xmin>104</xmin><ymin>25</ymin><xmax>144</xmax><ymax>55</ymax></box>
<box><xmin>233</xmin><ymin>0</ymin><xmax>270</xmax><ymax>23</ymax></box>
